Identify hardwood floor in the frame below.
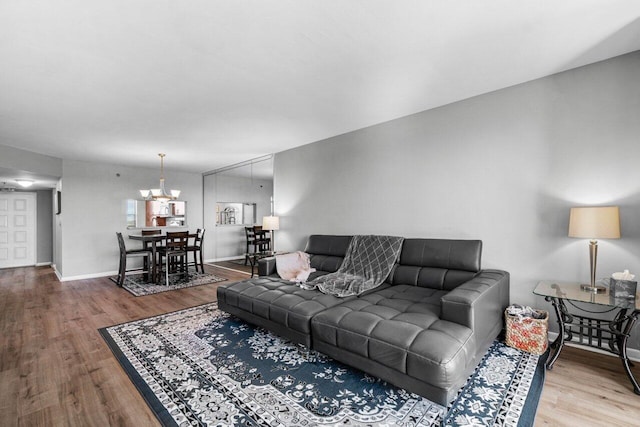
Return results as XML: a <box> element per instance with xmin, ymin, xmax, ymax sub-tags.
<box><xmin>207</xmin><ymin>260</ymin><xmax>253</xmax><ymax>276</ymax></box>
<box><xmin>0</xmin><ymin>265</ymin><xmax>244</xmax><ymax>427</ymax></box>
<box><xmin>1</xmin><ymin>266</ymin><xmax>639</xmax><ymax>426</ymax></box>
<box><xmin>536</xmin><ymin>345</ymin><xmax>640</xmax><ymax>426</ymax></box>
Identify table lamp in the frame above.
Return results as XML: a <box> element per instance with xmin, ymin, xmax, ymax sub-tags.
<box><xmin>262</xmin><ymin>216</ymin><xmax>280</xmax><ymax>252</ymax></box>
<box><xmin>568</xmin><ymin>206</ymin><xmax>621</xmax><ymax>293</ymax></box>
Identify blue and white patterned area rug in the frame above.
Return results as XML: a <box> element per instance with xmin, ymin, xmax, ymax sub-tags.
<box><xmin>99</xmin><ymin>303</ymin><xmax>547</xmax><ymax>426</ymax></box>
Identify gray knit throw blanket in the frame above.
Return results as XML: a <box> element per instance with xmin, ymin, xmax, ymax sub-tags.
<box><xmin>310</xmin><ymin>235</ymin><xmax>404</xmax><ymax>297</ymax></box>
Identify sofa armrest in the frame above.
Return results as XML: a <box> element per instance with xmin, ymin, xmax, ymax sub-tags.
<box><xmin>441</xmin><ymin>270</ymin><xmax>510</xmax><ymax>345</ymax></box>
<box><xmin>258</xmin><ymin>256</ymin><xmax>277</xmax><ymax>276</ymax></box>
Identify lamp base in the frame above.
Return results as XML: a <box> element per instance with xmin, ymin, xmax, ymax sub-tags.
<box><xmin>580</xmin><ymin>283</ymin><xmax>607</xmax><ymax>294</ymax></box>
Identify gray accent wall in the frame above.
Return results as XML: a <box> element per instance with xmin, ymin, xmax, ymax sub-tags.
<box><xmin>273</xmin><ymin>52</ymin><xmax>640</xmax><ymax>348</ymax></box>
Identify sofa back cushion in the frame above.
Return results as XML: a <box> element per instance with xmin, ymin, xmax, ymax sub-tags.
<box><xmin>304</xmin><ymin>235</ymin><xmax>353</xmax><ymax>273</ymax></box>
<box><xmin>387</xmin><ymin>239</ymin><xmax>482</xmax><ymax>290</ymax></box>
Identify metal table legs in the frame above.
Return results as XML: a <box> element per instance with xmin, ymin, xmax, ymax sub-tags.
<box><xmin>545</xmin><ymin>296</ymin><xmax>568</xmax><ymax>369</ymax></box>
<box><xmin>545</xmin><ymin>295</ymin><xmax>640</xmax><ymax>395</ymax></box>
<box><xmin>616</xmin><ymin>310</ymin><xmax>640</xmax><ymax>395</ymax></box>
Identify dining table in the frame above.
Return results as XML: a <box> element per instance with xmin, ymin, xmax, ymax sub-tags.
<box><xmin>129</xmin><ymin>231</ymin><xmax>201</xmax><ymax>284</ymax></box>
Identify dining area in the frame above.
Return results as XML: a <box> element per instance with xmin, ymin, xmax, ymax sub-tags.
<box><xmin>116</xmin><ymin>228</ymin><xmax>206</xmax><ymax>289</ymax></box>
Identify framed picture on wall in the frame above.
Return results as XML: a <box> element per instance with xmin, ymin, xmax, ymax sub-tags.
<box><xmin>56</xmin><ymin>191</ymin><xmax>61</xmax><ymax>215</ymax></box>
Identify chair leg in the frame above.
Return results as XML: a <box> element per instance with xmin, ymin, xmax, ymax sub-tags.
<box><xmin>190</xmin><ymin>250</ymin><xmax>198</xmax><ymax>273</ymax></box>
<box><xmin>198</xmin><ymin>250</ymin><xmax>204</xmax><ymax>273</ymax></box>
<box><xmin>118</xmin><ymin>254</ymin><xmax>126</xmax><ymax>286</ymax></box>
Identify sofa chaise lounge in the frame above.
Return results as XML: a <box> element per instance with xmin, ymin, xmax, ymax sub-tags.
<box><xmin>217</xmin><ymin>234</ymin><xmax>509</xmax><ymax>405</ymax></box>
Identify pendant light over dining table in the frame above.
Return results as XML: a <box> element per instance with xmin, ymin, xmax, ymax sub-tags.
<box><xmin>139</xmin><ymin>153</ymin><xmax>181</xmax><ymax>202</ymax></box>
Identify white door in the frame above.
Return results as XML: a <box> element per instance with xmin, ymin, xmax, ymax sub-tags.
<box><xmin>0</xmin><ymin>192</ymin><xmax>36</xmax><ymax>269</ymax></box>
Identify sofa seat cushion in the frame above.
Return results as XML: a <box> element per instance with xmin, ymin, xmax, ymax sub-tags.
<box><xmin>310</xmin><ymin>285</ymin><xmax>475</xmax><ymax>389</ymax></box>
<box><xmin>217</xmin><ymin>276</ymin><xmax>354</xmax><ymax>335</ymax></box>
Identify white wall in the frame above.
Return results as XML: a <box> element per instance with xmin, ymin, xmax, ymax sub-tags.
<box><xmin>274</xmin><ymin>52</ymin><xmax>640</xmax><ymax>348</ymax></box>
<box><xmin>59</xmin><ymin>159</ymin><xmax>203</xmax><ymax>279</ymax></box>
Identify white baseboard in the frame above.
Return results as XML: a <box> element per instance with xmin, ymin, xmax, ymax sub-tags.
<box><xmin>36</xmin><ymin>262</ymin><xmax>52</xmax><ymax>267</ymax></box>
<box><xmin>52</xmin><ymin>264</ymin><xmax>62</xmax><ymax>282</ymax></box>
<box><xmin>56</xmin><ymin>258</ymin><xmax>246</xmax><ymax>282</ymax></box>
<box><xmin>205</xmin><ymin>256</ymin><xmax>245</xmax><ymax>263</ymax></box>
<box><xmin>58</xmin><ymin>270</ymin><xmax>117</xmax><ymax>282</ymax></box>
<box><xmin>547</xmin><ymin>331</ymin><xmax>640</xmax><ymax>362</ymax></box>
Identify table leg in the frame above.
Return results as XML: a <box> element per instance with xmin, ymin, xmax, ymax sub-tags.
<box><xmin>150</xmin><ymin>241</ymin><xmax>158</xmax><ymax>284</ymax></box>
<box><xmin>618</xmin><ymin>311</ymin><xmax>640</xmax><ymax>395</ymax></box>
<box><xmin>546</xmin><ymin>296</ymin><xmax>566</xmax><ymax>370</ymax></box>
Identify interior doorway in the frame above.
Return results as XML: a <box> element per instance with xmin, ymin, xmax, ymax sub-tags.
<box><xmin>0</xmin><ymin>192</ymin><xmax>36</xmax><ymax>268</ymax></box>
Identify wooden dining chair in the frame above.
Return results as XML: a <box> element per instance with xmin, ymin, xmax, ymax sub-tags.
<box><xmin>244</xmin><ymin>226</ymin><xmax>271</xmax><ymax>264</ymax></box>
<box><xmin>186</xmin><ymin>229</ymin><xmax>206</xmax><ymax>273</ymax></box>
<box><xmin>141</xmin><ymin>229</ymin><xmax>161</xmax><ymax>243</ymax></box>
<box><xmin>116</xmin><ymin>232</ymin><xmax>152</xmax><ymax>287</ymax></box>
<box><xmin>244</xmin><ymin>227</ymin><xmax>255</xmax><ymax>265</ymax></box>
<box><xmin>157</xmin><ymin>231</ymin><xmax>189</xmax><ymax>285</ymax></box>
<box><xmin>253</xmin><ymin>225</ymin><xmax>271</xmax><ymax>252</ymax></box>
<box><xmin>140</xmin><ymin>229</ymin><xmax>161</xmax><ymax>270</ymax></box>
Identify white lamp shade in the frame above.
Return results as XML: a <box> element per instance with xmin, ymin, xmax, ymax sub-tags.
<box><xmin>568</xmin><ymin>206</ymin><xmax>621</xmax><ymax>239</ymax></box>
<box><xmin>262</xmin><ymin>216</ymin><xmax>280</xmax><ymax>231</ymax></box>
<box><xmin>171</xmin><ymin>189</ymin><xmax>181</xmax><ymax>198</ymax></box>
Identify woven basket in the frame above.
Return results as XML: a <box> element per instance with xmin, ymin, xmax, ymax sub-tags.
<box><xmin>505</xmin><ymin>308</ymin><xmax>549</xmax><ymax>355</ymax></box>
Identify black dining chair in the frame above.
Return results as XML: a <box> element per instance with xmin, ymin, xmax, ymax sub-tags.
<box><xmin>141</xmin><ymin>229</ymin><xmax>162</xmax><ymax>242</ymax></box>
<box><xmin>116</xmin><ymin>232</ymin><xmax>152</xmax><ymax>287</ymax></box>
<box><xmin>157</xmin><ymin>231</ymin><xmax>189</xmax><ymax>285</ymax></box>
<box><xmin>244</xmin><ymin>227</ymin><xmax>255</xmax><ymax>265</ymax></box>
<box><xmin>141</xmin><ymin>229</ymin><xmax>161</xmax><ymax>270</ymax></box>
<box><xmin>186</xmin><ymin>229</ymin><xmax>206</xmax><ymax>273</ymax></box>
<box><xmin>253</xmin><ymin>226</ymin><xmax>271</xmax><ymax>251</ymax></box>
<box><xmin>244</xmin><ymin>226</ymin><xmax>271</xmax><ymax>264</ymax></box>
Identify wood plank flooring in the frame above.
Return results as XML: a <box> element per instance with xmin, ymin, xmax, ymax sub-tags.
<box><xmin>1</xmin><ymin>266</ymin><xmax>640</xmax><ymax>426</ymax></box>
<box><xmin>0</xmin><ymin>266</ymin><xmax>243</xmax><ymax>427</ymax></box>
<box><xmin>207</xmin><ymin>260</ymin><xmax>253</xmax><ymax>276</ymax></box>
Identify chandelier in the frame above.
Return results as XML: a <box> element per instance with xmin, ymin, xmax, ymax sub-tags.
<box><xmin>139</xmin><ymin>153</ymin><xmax>181</xmax><ymax>202</ymax></box>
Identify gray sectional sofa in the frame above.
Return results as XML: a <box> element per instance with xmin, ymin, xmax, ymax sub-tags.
<box><xmin>217</xmin><ymin>235</ymin><xmax>509</xmax><ymax>405</ymax></box>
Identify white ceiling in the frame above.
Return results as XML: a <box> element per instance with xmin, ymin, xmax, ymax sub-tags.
<box><xmin>1</xmin><ymin>1</ymin><xmax>640</xmax><ymax>178</ymax></box>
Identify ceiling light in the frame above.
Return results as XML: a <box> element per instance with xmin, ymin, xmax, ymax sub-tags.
<box><xmin>15</xmin><ymin>179</ymin><xmax>34</xmax><ymax>188</ymax></box>
<box><xmin>139</xmin><ymin>153</ymin><xmax>181</xmax><ymax>202</ymax></box>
